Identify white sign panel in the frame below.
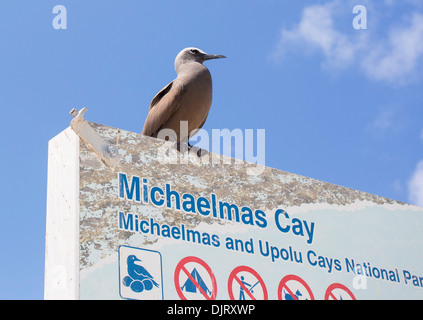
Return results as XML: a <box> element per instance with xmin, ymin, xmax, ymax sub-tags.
<box><xmin>45</xmin><ymin>123</ymin><xmax>423</xmax><ymax>300</ymax></box>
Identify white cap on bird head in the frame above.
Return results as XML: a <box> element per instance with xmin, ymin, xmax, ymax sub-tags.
<box><xmin>175</xmin><ymin>47</ymin><xmax>226</xmax><ymax>73</ymax></box>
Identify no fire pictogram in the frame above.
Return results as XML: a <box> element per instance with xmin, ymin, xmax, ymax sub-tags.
<box><xmin>174</xmin><ymin>256</ymin><xmax>217</xmax><ymax>300</ymax></box>
<box><xmin>227</xmin><ymin>266</ymin><xmax>268</xmax><ymax>300</ymax></box>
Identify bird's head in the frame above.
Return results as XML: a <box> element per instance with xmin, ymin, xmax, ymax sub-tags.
<box><xmin>127</xmin><ymin>255</ymin><xmax>141</xmax><ymax>264</ymax></box>
<box><xmin>175</xmin><ymin>47</ymin><xmax>226</xmax><ymax>72</ymax></box>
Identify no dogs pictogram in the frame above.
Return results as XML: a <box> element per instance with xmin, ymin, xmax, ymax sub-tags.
<box><xmin>277</xmin><ymin>274</ymin><xmax>315</xmax><ymax>300</ymax></box>
<box><xmin>227</xmin><ymin>266</ymin><xmax>268</xmax><ymax>300</ymax></box>
<box><xmin>174</xmin><ymin>256</ymin><xmax>217</xmax><ymax>300</ymax></box>
<box><xmin>325</xmin><ymin>283</ymin><xmax>356</xmax><ymax>300</ymax></box>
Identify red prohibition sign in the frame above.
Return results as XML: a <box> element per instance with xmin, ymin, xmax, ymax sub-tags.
<box><xmin>325</xmin><ymin>283</ymin><xmax>356</xmax><ymax>300</ymax></box>
<box><xmin>227</xmin><ymin>266</ymin><xmax>268</xmax><ymax>300</ymax></box>
<box><xmin>277</xmin><ymin>274</ymin><xmax>315</xmax><ymax>300</ymax></box>
<box><xmin>174</xmin><ymin>256</ymin><xmax>217</xmax><ymax>300</ymax></box>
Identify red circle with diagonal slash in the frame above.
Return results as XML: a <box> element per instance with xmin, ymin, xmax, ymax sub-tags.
<box><xmin>174</xmin><ymin>256</ymin><xmax>217</xmax><ymax>300</ymax></box>
<box><xmin>227</xmin><ymin>266</ymin><xmax>268</xmax><ymax>300</ymax></box>
<box><xmin>325</xmin><ymin>283</ymin><xmax>356</xmax><ymax>300</ymax></box>
<box><xmin>277</xmin><ymin>274</ymin><xmax>315</xmax><ymax>300</ymax></box>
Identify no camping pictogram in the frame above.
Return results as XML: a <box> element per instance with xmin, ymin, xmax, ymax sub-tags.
<box><xmin>174</xmin><ymin>256</ymin><xmax>217</xmax><ymax>300</ymax></box>
<box><xmin>325</xmin><ymin>283</ymin><xmax>356</xmax><ymax>300</ymax></box>
<box><xmin>277</xmin><ymin>274</ymin><xmax>315</xmax><ymax>300</ymax></box>
<box><xmin>227</xmin><ymin>266</ymin><xmax>268</xmax><ymax>300</ymax></box>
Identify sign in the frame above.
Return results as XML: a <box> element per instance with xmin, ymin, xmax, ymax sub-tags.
<box><xmin>228</xmin><ymin>266</ymin><xmax>268</xmax><ymax>300</ymax></box>
<box><xmin>118</xmin><ymin>246</ymin><xmax>163</xmax><ymax>300</ymax></box>
<box><xmin>174</xmin><ymin>256</ymin><xmax>217</xmax><ymax>300</ymax></box>
<box><xmin>277</xmin><ymin>275</ymin><xmax>314</xmax><ymax>300</ymax></box>
<box><xmin>45</xmin><ymin>122</ymin><xmax>423</xmax><ymax>299</ymax></box>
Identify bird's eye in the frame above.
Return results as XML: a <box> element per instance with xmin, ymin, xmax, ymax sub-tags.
<box><xmin>190</xmin><ymin>49</ymin><xmax>199</xmax><ymax>55</ymax></box>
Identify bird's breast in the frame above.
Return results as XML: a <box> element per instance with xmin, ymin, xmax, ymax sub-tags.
<box><xmin>160</xmin><ymin>64</ymin><xmax>215</xmax><ymax>141</ymax></box>
<box><xmin>179</xmin><ymin>67</ymin><xmax>213</xmax><ymax>109</ymax></box>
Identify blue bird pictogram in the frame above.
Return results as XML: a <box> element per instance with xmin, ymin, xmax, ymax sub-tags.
<box><xmin>122</xmin><ymin>255</ymin><xmax>159</xmax><ymax>293</ymax></box>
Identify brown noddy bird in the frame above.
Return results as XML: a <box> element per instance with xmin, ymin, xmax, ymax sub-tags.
<box><xmin>141</xmin><ymin>47</ymin><xmax>226</xmax><ymax>146</ymax></box>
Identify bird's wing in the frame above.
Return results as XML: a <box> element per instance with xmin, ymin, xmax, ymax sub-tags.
<box><xmin>188</xmin><ymin>115</ymin><xmax>208</xmax><ymax>140</ymax></box>
<box><xmin>141</xmin><ymin>81</ymin><xmax>186</xmax><ymax>137</ymax></box>
<box><xmin>134</xmin><ymin>265</ymin><xmax>154</xmax><ymax>279</ymax></box>
<box><xmin>197</xmin><ymin>117</ymin><xmax>208</xmax><ymax>130</ymax></box>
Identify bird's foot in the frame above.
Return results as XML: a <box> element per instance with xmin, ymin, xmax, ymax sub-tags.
<box><xmin>188</xmin><ymin>142</ymin><xmax>205</xmax><ymax>157</ymax></box>
<box><xmin>177</xmin><ymin>141</ymin><xmax>207</xmax><ymax>158</ymax></box>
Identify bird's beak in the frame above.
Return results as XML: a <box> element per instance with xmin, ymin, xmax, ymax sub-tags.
<box><xmin>203</xmin><ymin>54</ymin><xmax>226</xmax><ymax>61</ymax></box>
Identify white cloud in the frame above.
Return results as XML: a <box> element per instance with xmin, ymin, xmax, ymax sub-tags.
<box><xmin>362</xmin><ymin>12</ymin><xmax>423</xmax><ymax>83</ymax></box>
<box><xmin>366</xmin><ymin>106</ymin><xmax>405</xmax><ymax>139</ymax></box>
<box><xmin>271</xmin><ymin>1</ymin><xmax>423</xmax><ymax>84</ymax></box>
<box><xmin>271</xmin><ymin>1</ymin><xmax>362</xmax><ymax>69</ymax></box>
<box><xmin>408</xmin><ymin>160</ymin><xmax>423</xmax><ymax>206</ymax></box>
<box><xmin>372</xmin><ymin>108</ymin><xmax>395</xmax><ymax>132</ymax></box>
<box><xmin>386</xmin><ymin>0</ymin><xmax>423</xmax><ymax>7</ymax></box>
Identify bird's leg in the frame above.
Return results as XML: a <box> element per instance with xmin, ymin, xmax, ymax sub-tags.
<box><xmin>178</xmin><ymin>140</ymin><xmax>204</xmax><ymax>158</ymax></box>
<box><xmin>176</xmin><ymin>142</ymin><xmax>182</xmax><ymax>152</ymax></box>
<box><xmin>187</xmin><ymin>141</ymin><xmax>204</xmax><ymax>158</ymax></box>
<box><xmin>176</xmin><ymin>141</ymin><xmax>190</xmax><ymax>154</ymax></box>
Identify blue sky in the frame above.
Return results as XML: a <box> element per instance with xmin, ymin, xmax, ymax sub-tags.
<box><xmin>0</xmin><ymin>0</ymin><xmax>422</xmax><ymax>299</ymax></box>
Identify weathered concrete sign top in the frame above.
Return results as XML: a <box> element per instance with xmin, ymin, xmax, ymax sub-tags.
<box><xmin>45</xmin><ymin>116</ymin><xmax>423</xmax><ymax>300</ymax></box>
